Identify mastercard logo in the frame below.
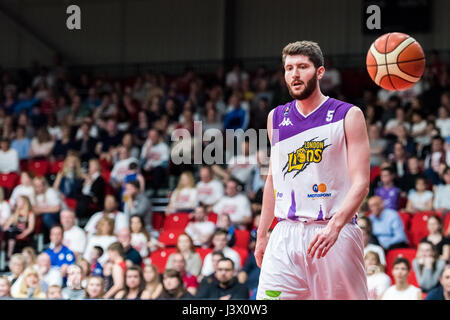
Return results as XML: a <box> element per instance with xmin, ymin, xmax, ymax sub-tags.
<box><xmin>312</xmin><ymin>183</ymin><xmax>327</xmax><ymax>193</ymax></box>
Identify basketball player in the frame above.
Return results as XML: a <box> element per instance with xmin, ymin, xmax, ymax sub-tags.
<box><xmin>255</xmin><ymin>41</ymin><xmax>370</xmax><ymax>300</ymax></box>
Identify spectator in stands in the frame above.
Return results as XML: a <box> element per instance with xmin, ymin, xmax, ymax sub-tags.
<box><xmin>3</xmin><ymin>195</ymin><xmax>35</xmax><ymax>259</ymax></box>
<box><xmin>201</xmin><ymin>229</ymin><xmax>240</xmax><ymax>277</ymax></box>
<box><xmin>97</xmin><ymin>118</ymin><xmax>123</xmax><ymax>158</ymax></box>
<box><xmin>117</xmin><ymin>227</ymin><xmax>142</xmax><ymax>267</ymax></box>
<box><xmin>375</xmin><ymin>167</ymin><xmax>401</xmax><ymax>210</ymax></box>
<box><xmin>0</xmin><ymin>137</ymin><xmax>19</xmax><ymax>173</ymax></box>
<box><xmin>83</xmin><ymin>276</ymin><xmax>105</xmax><ymax>299</ymax></box>
<box><xmin>196</xmin><ymin>258</ymin><xmax>249</xmax><ymax>300</ymax></box>
<box><xmin>9</xmin><ymin>172</ymin><xmax>35</xmax><ymax>209</ymax></box>
<box><xmin>225</xmin><ymin>63</ymin><xmax>248</xmax><ymax>90</ymax></box>
<box><xmin>166</xmin><ymin>233</ymin><xmax>202</xmax><ymax>277</ymax></box>
<box><xmin>226</xmin><ymin>140</ymin><xmax>258</xmax><ymax>191</ymax></box>
<box><xmin>197</xmin><ymin>250</ymin><xmax>224</xmax><ymax>288</ymax></box>
<box><xmin>51</xmin><ymin>125</ymin><xmax>75</xmax><ymax>161</ymax></box>
<box><xmin>425</xmin><ymin>264</ymin><xmax>450</xmax><ymax>300</ymax></box>
<box><xmin>84</xmin><ymin>195</ymin><xmax>128</xmax><ymax>238</ymax></box>
<box><xmin>74</xmin><ymin>121</ymin><xmax>99</xmax><ymax>163</ymax></box>
<box><xmin>413</xmin><ymin>239</ymin><xmax>446</xmax><ymax>292</ymax></box>
<box><xmin>422</xmin><ymin>215</ymin><xmax>450</xmax><ymax>261</ymax></box>
<box><xmin>76</xmin><ymin>158</ymin><xmax>106</xmax><ymax>220</ymax></box>
<box><xmin>165</xmin><ymin>171</ymin><xmax>198</xmax><ymax>215</ymax></box>
<box><xmin>391</xmin><ymin>125</ymin><xmax>417</xmax><ymax>158</ymax></box>
<box><xmin>365</xmin><ymin>251</ymin><xmax>391</xmax><ymax>300</ymax></box>
<box><xmin>399</xmin><ymin>157</ymin><xmax>424</xmax><ymax>194</ymax></box>
<box><xmin>29</xmin><ymin>127</ymin><xmax>54</xmax><ymax>159</ymax></box>
<box><xmin>133</xmin><ymin>111</ymin><xmax>150</xmax><ymax>147</ymax></box>
<box><xmin>115</xmin><ymin>265</ymin><xmax>151</xmax><ymax>299</ymax></box>
<box><xmin>103</xmin><ymin>242</ymin><xmax>126</xmax><ymax>299</ymax></box>
<box><xmin>223</xmin><ymin>93</ymin><xmax>250</xmax><ymax>131</ymax></box>
<box><xmin>7</xmin><ymin>254</ymin><xmax>25</xmax><ymax>296</ymax></box>
<box><xmin>130</xmin><ymin>214</ymin><xmax>162</xmax><ymax>257</ymax></box>
<box><xmin>44</xmin><ymin>225</ymin><xmax>75</xmax><ymax>278</ymax></box>
<box><xmin>368</xmin><ymin>124</ymin><xmax>387</xmax><ymax>167</ymax></box>
<box><xmin>212</xmin><ymin>179</ymin><xmax>252</xmax><ymax>228</ymax></box>
<box><xmin>12</xmin><ymin>267</ymin><xmax>46</xmax><ymax>299</ymax></box>
<box><xmin>88</xmin><ymin>246</ymin><xmax>104</xmax><ymax>277</ymax></box>
<box><xmin>0</xmin><ymin>276</ymin><xmax>12</xmax><ymax>299</ymax></box>
<box><xmin>424</xmin><ymin>136</ymin><xmax>447</xmax><ymax>185</ymax></box>
<box><xmin>215</xmin><ymin>213</ymin><xmax>236</xmax><ymax>247</ymax></box>
<box><xmin>84</xmin><ymin>216</ymin><xmax>118</xmax><ymax>265</ymax></box>
<box><xmin>410</xmin><ymin>111</ymin><xmax>428</xmax><ymax>146</ymax></box>
<box><xmin>60</xmin><ymin>209</ymin><xmax>86</xmax><ymax>258</ymax></box>
<box><xmin>36</xmin><ymin>252</ymin><xmax>62</xmax><ymax>294</ymax></box>
<box><xmin>185</xmin><ymin>205</ymin><xmax>216</xmax><ymax>247</ymax></box>
<box><xmin>110</xmin><ymin>146</ymin><xmax>138</xmax><ymax>190</ymax></box>
<box><xmin>361</xmin><ymin>226</ymin><xmax>385</xmax><ymax>266</ymax></box>
<box><xmin>166</xmin><ymin>252</ymin><xmax>198</xmax><ymax>296</ymax></box>
<box><xmin>195</xmin><ymin>166</ymin><xmax>224</xmax><ymax>211</ymax></box>
<box><xmin>0</xmin><ymin>187</ymin><xmax>11</xmax><ymax>232</ymax></box>
<box><xmin>123</xmin><ymin>180</ymin><xmax>153</xmax><ymax>234</ymax></box>
<box><xmin>46</xmin><ymin>285</ymin><xmax>62</xmax><ymax>299</ymax></box>
<box><xmin>53</xmin><ymin>154</ymin><xmax>84</xmax><ymax>199</ymax></box>
<box><xmin>114</xmin><ymin>132</ymin><xmax>140</xmax><ymax>162</ymax></box>
<box><xmin>121</xmin><ymin>162</ymin><xmax>145</xmax><ymax>198</ymax></box>
<box><xmin>382</xmin><ymin>258</ymin><xmax>422</xmax><ymax>300</ymax></box>
<box><xmin>368</xmin><ymin>196</ymin><xmax>408</xmax><ymax>250</ymax></box>
<box><xmin>434</xmin><ymin>166</ymin><xmax>450</xmax><ymax>212</ymax></box>
<box><xmin>62</xmin><ymin>264</ymin><xmax>85</xmax><ymax>300</ymax></box>
<box><xmin>158</xmin><ymin>269</ymin><xmax>193</xmax><ymax>300</ymax></box>
<box><xmin>33</xmin><ymin>176</ymin><xmax>62</xmax><ymax>236</ymax></box>
<box><xmin>78</xmin><ymin>258</ymin><xmax>91</xmax><ymax>287</ymax></box>
<box><xmin>143</xmin><ymin>263</ymin><xmax>163</xmax><ymax>299</ymax></box>
<box><xmin>405</xmin><ymin>177</ymin><xmax>433</xmax><ymax>213</ymax></box>
<box><xmin>388</xmin><ymin>142</ymin><xmax>408</xmax><ymax>178</ymax></box>
<box><xmin>385</xmin><ymin>107</ymin><xmax>411</xmax><ymax>136</ymax></box>
<box><xmin>11</xmin><ymin>126</ymin><xmax>31</xmax><ymax>160</ymax></box>
<box><xmin>436</xmin><ymin>106</ymin><xmax>450</xmax><ymax>139</ymax></box>
<box><xmin>21</xmin><ymin>247</ymin><xmax>37</xmax><ymax>270</ymax></box>
<box><xmin>140</xmin><ymin>129</ymin><xmax>169</xmax><ymax>192</ymax></box>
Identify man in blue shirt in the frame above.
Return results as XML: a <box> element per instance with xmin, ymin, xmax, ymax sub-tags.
<box><xmin>44</xmin><ymin>225</ymin><xmax>76</xmax><ymax>277</ymax></box>
<box><xmin>368</xmin><ymin>196</ymin><xmax>408</xmax><ymax>250</ymax></box>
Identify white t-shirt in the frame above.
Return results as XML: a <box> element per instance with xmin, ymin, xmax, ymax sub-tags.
<box><xmin>196</xmin><ymin>179</ymin><xmax>224</xmax><ymax>206</ymax></box>
<box><xmin>110</xmin><ymin>157</ymin><xmax>138</xmax><ymax>184</ymax></box>
<box><xmin>436</xmin><ymin>118</ymin><xmax>450</xmax><ymax>138</ymax></box>
<box><xmin>9</xmin><ymin>185</ymin><xmax>36</xmax><ymax>207</ymax></box>
<box><xmin>434</xmin><ymin>184</ymin><xmax>450</xmax><ymax>210</ymax></box>
<box><xmin>201</xmin><ymin>246</ymin><xmax>241</xmax><ymax>276</ymax></box>
<box><xmin>131</xmin><ymin>232</ymin><xmax>149</xmax><ymax>258</ymax></box>
<box><xmin>169</xmin><ymin>188</ymin><xmax>198</xmax><ymax>211</ymax></box>
<box><xmin>84</xmin><ymin>211</ymin><xmax>129</xmax><ymax>238</ymax></box>
<box><xmin>35</xmin><ymin>188</ymin><xmax>61</xmax><ymax>207</ymax></box>
<box><xmin>381</xmin><ymin>285</ymin><xmax>421</xmax><ymax>300</ymax></box>
<box><xmin>0</xmin><ymin>149</ymin><xmax>19</xmax><ymax>173</ymax></box>
<box><xmin>0</xmin><ymin>201</ymin><xmax>11</xmax><ymax>225</ymax></box>
<box><xmin>140</xmin><ymin>141</ymin><xmax>169</xmax><ymax>170</ymax></box>
<box><xmin>227</xmin><ymin>154</ymin><xmax>258</xmax><ymax>185</ymax></box>
<box><xmin>41</xmin><ymin>267</ymin><xmax>63</xmax><ymax>292</ymax></box>
<box><xmin>83</xmin><ymin>235</ymin><xmax>118</xmax><ymax>265</ymax></box>
<box><xmin>185</xmin><ymin>221</ymin><xmax>216</xmax><ymax>246</ymax></box>
<box><xmin>407</xmin><ymin>190</ymin><xmax>433</xmax><ymax>211</ymax></box>
<box><xmin>213</xmin><ymin>194</ymin><xmax>252</xmax><ymax>225</ymax></box>
<box><xmin>367</xmin><ymin>272</ymin><xmax>391</xmax><ymax>300</ymax></box>
<box><xmin>411</xmin><ymin>120</ymin><xmax>428</xmax><ymax>145</ymax></box>
<box><xmin>63</xmin><ymin>226</ymin><xmax>87</xmax><ymax>255</ymax></box>
<box><xmin>364</xmin><ymin>244</ymin><xmax>386</xmax><ymax>266</ymax></box>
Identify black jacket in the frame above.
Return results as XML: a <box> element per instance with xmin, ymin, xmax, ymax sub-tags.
<box><xmin>195</xmin><ymin>276</ymin><xmax>249</xmax><ymax>300</ymax></box>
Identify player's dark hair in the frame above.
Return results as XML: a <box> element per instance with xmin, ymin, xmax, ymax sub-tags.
<box><xmin>393</xmin><ymin>257</ymin><xmax>410</xmax><ymax>271</ymax></box>
<box><xmin>282</xmin><ymin>41</ymin><xmax>324</xmax><ymax>69</ymax></box>
<box><xmin>218</xmin><ymin>257</ymin><xmax>235</xmax><ymax>270</ymax></box>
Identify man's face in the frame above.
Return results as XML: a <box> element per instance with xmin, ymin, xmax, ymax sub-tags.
<box><xmin>368</xmin><ymin>198</ymin><xmax>384</xmax><ymax>216</ymax></box>
<box><xmin>199</xmin><ymin>168</ymin><xmax>211</xmax><ymax>182</ymax></box>
<box><xmin>216</xmin><ymin>261</ymin><xmax>234</xmax><ymax>284</ymax></box>
<box><xmin>284</xmin><ymin>55</ymin><xmax>321</xmax><ymax>100</ymax></box>
<box><xmin>0</xmin><ymin>141</ymin><xmax>8</xmax><ymax>152</ymax></box>
<box><xmin>33</xmin><ymin>180</ymin><xmax>44</xmax><ymax>194</ymax></box>
<box><xmin>171</xmin><ymin>254</ymin><xmax>186</xmax><ymax>273</ymax></box>
<box><xmin>60</xmin><ymin>210</ymin><xmax>75</xmax><ymax>230</ymax></box>
<box><xmin>380</xmin><ymin>170</ymin><xmax>393</xmax><ymax>185</ymax></box>
<box><xmin>408</xmin><ymin>158</ymin><xmax>419</xmax><ymax>173</ymax></box>
<box><xmin>50</xmin><ymin>227</ymin><xmax>63</xmax><ymax>246</ymax></box>
<box><xmin>37</xmin><ymin>254</ymin><xmax>51</xmax><ymax>273</ymax></box>
<box><xmin>194</xmin><ymin>207</ymin><xmax>206</xmax><ymax>221</ymax></box>
<box><xmin>104</xmin><ymin>196</ymin><xmax>116</xmax><ymax>212</ymax></box>
<box><xmin>149</xmin><ymin>130</ymin><xmax>159</xmax><ymax>145</ymax></box>
<box><xmin>441</xmin><ymin>268</ymin><xmax>450</xmax><ymax>294</ymax></box>
<box><xmin>47</xmin><ymin>286</ymin><xmax>62</xmax><ymax>299</ymax></box>
<box><xmin>67</xmin><ymin>266</ymin><xmax>82</xmax><ymax>288</ymax></box>
<box><xmin>118</xmin><ymin>229</ymin><xmax>131</xmax><ymax>248</ymax></box>
<box><xmin>212</xmin><ymin>234</ymin><xmax>227</xmax><ymax>251</ymax></box>
<box><xmin>225</xmin><ymin>181</ymin><xmax>238</xmax><ymax>197</ymax></box>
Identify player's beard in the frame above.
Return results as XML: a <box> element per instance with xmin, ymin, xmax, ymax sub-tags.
<box><xmin>287</xmin><ymin>72</ymin><xmax>318</xmax><ymax>100</ymax></box>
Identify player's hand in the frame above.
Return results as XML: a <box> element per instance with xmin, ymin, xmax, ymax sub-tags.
<box><xmin>307</xmin><ymin>223</ymin><xmax>341</xmax><ymax>259</ymax></box>
<box><xmin>255</xmin><ymin>233</ymin><xmax>269</xmax><ymax>268</ymax></box>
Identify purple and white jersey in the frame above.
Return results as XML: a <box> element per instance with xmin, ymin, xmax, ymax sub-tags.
<box><xmin>375</xmin><ymin>186</ymin><xmax>400</xmax><ymax>210</ymax></box>
<box><xmin>271</xmin><ymin>97</ymin><xmax>355</xmax><ymax>222</ymax></box>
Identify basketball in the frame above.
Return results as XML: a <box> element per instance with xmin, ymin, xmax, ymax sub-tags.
<box><xmin>366</xmin><ymin>32</ymin><xmax>426</xmax><ymax>91</ymax></box>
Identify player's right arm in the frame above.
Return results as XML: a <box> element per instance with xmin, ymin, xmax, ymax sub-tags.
<box><xmin>255</xmin><ymin>109</ymin><xmax>276</xmax><ymax>268</ymax></box>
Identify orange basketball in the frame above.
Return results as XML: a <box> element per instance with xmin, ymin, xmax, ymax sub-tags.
<box><xmin>366</xmin><ymin>32</ymin><xmax>425</xmax><ymax>91</ymax></box>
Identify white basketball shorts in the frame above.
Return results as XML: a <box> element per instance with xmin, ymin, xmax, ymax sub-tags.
<box><xmin>256</xmin><ymin>219</ymin><xmax>368</xmax><ymax>300</ymax></box>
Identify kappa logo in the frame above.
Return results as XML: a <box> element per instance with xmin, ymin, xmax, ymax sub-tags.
<box><xmin>279</xmin><ymin>117</ymin><xmax>293</xmax><ymax>127</ymax></box>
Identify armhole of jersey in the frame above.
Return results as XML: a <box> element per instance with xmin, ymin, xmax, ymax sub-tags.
<box><xmin>343</xmin><ymin>105</ymin><xmax>356</xmax><ymax>148</ymax></box>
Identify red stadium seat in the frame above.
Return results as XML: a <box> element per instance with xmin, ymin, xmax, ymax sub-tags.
<box><xmin>370</xmin><ymin>166</ymin><xmax>381</xmax><ymax>183</ymax></box>
<box><xmin>64</xmin><ymin>198</ymin><xmax>77</xmax><ymax>210</ymax></box>
<box><xmin>234</xmin><ymin>229</ymin><xmax>250</xmax><ymax>249</ymax></box>
<box><xmin>444</xmin><ymin>214</ymin><xmax>450</xmax><ymax>237</ymax></box>
<box><xmin>207</xmin><ymin>212</ymin><xmax>218</xmax><ymax>224</ymax></box>
<box><xmin>232</xmin><ymin>247</ymin><xmax>249</xmax><ymax>268</ymax></box>
<box><xmin>163</xmin><ymin>213</ymin><xmax>191</xmax><ymax>230</ymax></box>
<box><xmin>196</xmin><ymin>247</ymin><xmax>213</xmax><ymax>262</ymax></box>
<box><xmin>151</xmin><ymin>212</ymin><xmax>165</xmax><ymax>231</ymax></box>
<box><xmin>158</xmin><ymin>229</ymin><xmax>184</xmax><ymax>247</ymax></box>
<box><xmin>19</xmin><ymin>159</ymin><xmax>29</xmax><ymax>172</ymax></box>
<box><xmin>149</xmin><ymin>248</ymin><xmax>177</xmax><ymax>273</ymax></box>
<box><xmin>49</xmin><ymin>160</ymin><xmax>64</xmax><ymax>175</ymax></box>
<box><xmin>0</xmin><ymin>172</ymin><xmax>20</xmax><ymax>192</ymax></box>
<box><xmin>28</xmin><ymin>160</ymin><xmax>50</xmax><ymax>177</ymax></box>
<box><xmin>385</xmin><ymin>248</ymin><xmax>418</xmax><ymax>287</ymax></box>
<box><xmin>398</xmin><ymin>211</ymin><xmax>411</xmax><ymax>230</ymax></box>
<box><xmin>409</xmin><ymin>212</ymin><xmax>443</xmax><ymax>248</ymax></box>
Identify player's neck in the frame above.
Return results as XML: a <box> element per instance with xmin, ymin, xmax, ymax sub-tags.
<box><xmin>295</xmin><ymin>89</ymin><xmax>327</xmax><ymax>117</ymax></box>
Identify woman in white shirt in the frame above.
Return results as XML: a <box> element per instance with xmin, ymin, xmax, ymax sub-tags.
<box><xmin>382</xmin><ymin>258</ymin><xmax>422</xmax><ymax>300</ymax></box>
<box><xmin>33</xmin><ymin>176</ymin><xmax>62</xmax><ymax>232</ymax></box>
<box><xmin>405</xmin><ymin>177</ymin><xmax>433</xmax><ymax>213</ymax></box>
<box><xmin>0</xmin><ymin>187</ymin><xmax>11</xmax><ymax>230</ymax></box>
<box><xmin>9</xmin><ymin>172</ymin><xmax>35</xmax><ymax>209</ymax></box>
<box><xmin>165</xmin><ymin>171</ymin><xmax>198</xmax><ymax>215</ymax></box>
<box><xmin>130</xmin><ymin>215</ymin><xmax>162</xmax><ymax>258</ymax></box>
<box><xmin>29</xmin><ymin>127</ymin><xmax>55</xmax><ymax>159</ymax></box>
<box><xmin>83</xmin><ymin>216</ymin><xmax>117</xmax><ymax>265</ymax></box>
<box><xmin>365</xmin><ymin>251</ymin><xmax>391</xmax><ymax>300</ymax></box>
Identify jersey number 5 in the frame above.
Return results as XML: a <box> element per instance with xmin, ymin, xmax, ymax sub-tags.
<box><xmin>326</xmin><ymin>110</ymin><xmax>334</xmax><ymax>122</ymax></box>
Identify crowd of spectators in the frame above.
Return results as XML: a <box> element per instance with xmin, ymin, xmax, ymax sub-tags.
<box><xmin>0</xmin><ymin>52</ymin><xmax>449</xmax><ymax>300</ymax></box>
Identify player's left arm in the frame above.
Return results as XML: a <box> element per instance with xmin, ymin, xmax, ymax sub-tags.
<box><xmin>308</xmin><ymin>106</ymin><xmax>370</xmax><ymax>259</ymax></box>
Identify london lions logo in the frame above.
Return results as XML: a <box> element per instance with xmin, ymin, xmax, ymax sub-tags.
<box><xmin>282</xmin><ymin>137</ymin><xmax>331</xmax><ymax>178</ymax></box>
